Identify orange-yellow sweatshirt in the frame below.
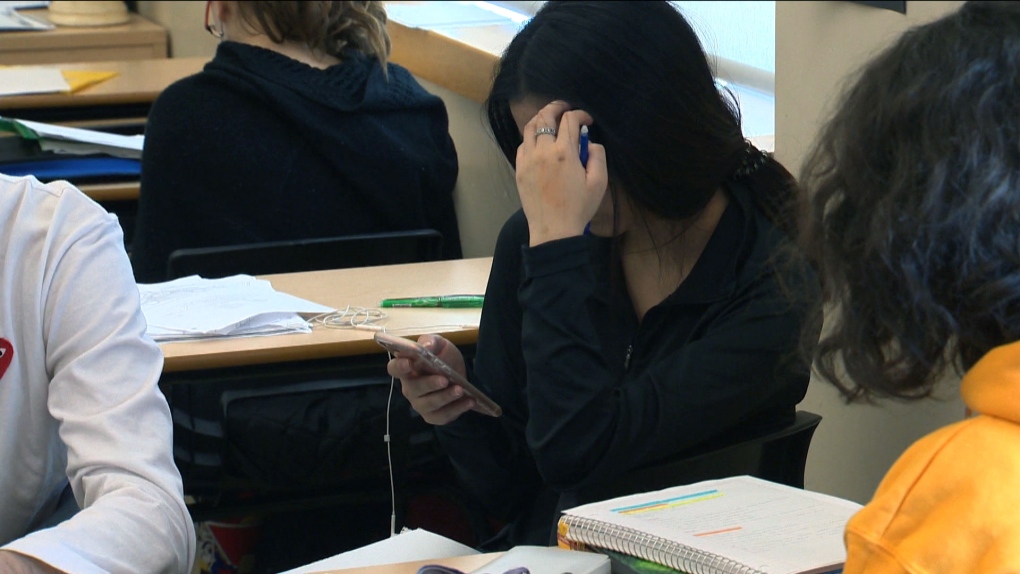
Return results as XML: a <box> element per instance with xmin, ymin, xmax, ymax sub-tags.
<box><xmin>843</xmin><ymin>340</ymin><xmax>1020</xmax><ymax>573</ymax></box>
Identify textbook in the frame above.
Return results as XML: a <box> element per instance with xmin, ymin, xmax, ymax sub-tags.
<box><xmin>557</xmin><ymin>475</ymin><xmax>862</xmax><ymax>574</ymax></box>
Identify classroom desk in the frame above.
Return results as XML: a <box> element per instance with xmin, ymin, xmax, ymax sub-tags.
<box><xmin>0</xmin><ymin>9</ymin><xmax>168</xmax><ymax>66</ymax></box>
<box><xmin>0</xmin><ymin>57</ymin><xmax>208</xmax><ymax>203</ymax></box>
<box><xmin>0</xmin><ymin>56</ymin><xmax>207</xmax><ymax>122</ymax></box>
<box><xmin>160</xmin><ymin>257</ymin><xmax>492</xmax><ymax>520</ymax></box>
<box><xmin>160</xmin><ymin>256</ymin><xmax>492</xmax><ymax>373</ymax></box>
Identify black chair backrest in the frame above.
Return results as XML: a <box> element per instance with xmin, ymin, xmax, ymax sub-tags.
<box><xmin>165</xmin><ymin>229</ymin><xmax>444</xmax><ymax>279</ymax></box>
<box><xmin>580</xmin><ymin>411</ymin><xmax>822</xmax><ymax>503</ymax></box>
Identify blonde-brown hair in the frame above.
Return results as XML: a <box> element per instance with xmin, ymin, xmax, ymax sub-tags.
<box><xmin>234</xmin><ymin>1</ymin><xmax>390</xmax><ymax>69</ymax></box>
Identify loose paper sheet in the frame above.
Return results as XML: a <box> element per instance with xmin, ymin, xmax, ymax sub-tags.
<box><xmin>0</xmin><ymin>67</ymin><xmax>68</xmax><ymax>96</ymax></box>
<box><xmin>138</xmin><ymin>275</ymin><xmax>334</xmax><ymax>342</ymax></box>
<box><xmin>279</xmin><ymin>528</ymin><xmax>480</xmax><ymax>574</ymax></box>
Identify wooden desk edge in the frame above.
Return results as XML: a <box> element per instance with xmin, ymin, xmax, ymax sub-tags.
<box><xmin>0</xmin><ymin>57</ymin><xmax>208</xmax><ymax>110</ymax></box>
<box><xmin>160</xmin><ymin>328</ymin><xmax>481</xmax><ymax>373</ymax></box>
<box><xmin>79</xmin><ymin>181</ymin><xmax>139</xmax><ymax>202</ymax></box>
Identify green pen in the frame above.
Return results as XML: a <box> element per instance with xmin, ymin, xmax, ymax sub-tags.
<box><xmin>379</xmin><ymin>294</ymin><xmax>484</xmax><ymax>308</ymax></box>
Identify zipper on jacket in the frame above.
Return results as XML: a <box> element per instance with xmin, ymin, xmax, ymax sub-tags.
<box><xmin>623</xmin><ymin>344</ymin><xmax>633</xmax><ymax>371</ymax></box>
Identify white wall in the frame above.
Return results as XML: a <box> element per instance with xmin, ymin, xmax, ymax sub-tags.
<box><xmin>776</xmin><ymin>0</ymin><xmax>966</xmax><ymax>504</ymax></box>
<box><xmin>414</xmin><ymin>78</ymin><xmax>521</xmax><ymax>258</ymax></box>
<box><xmin>136</xmin><ymin>0</ymin><xmax>217</xmax><ymax>58</ymax></box>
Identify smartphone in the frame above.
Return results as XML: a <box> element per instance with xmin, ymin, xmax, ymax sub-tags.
<box><xmin>374</xmin><ymin>332</ymin><xmax>502</xmax><ymax>417</ymax></box>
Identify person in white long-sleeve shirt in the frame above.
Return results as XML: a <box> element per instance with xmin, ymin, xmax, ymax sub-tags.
<box><xmin>0</xmin><ymin>173</ymin><xmax>195</xmax><ymax>573</ymax></box>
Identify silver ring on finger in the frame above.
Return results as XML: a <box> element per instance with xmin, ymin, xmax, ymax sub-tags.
<box><xmin>535</xmin><ymin>126</ymin><xmax>557</xmax><ymax>138</ymax></box>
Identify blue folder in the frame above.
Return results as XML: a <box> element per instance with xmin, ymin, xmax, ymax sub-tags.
<box><xmin>0</xmin><ymin>157</ymin><xmax>140</xmax><ymax>183</ymax></box>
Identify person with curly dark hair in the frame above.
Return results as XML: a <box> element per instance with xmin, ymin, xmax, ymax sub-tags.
<box><xmin>799</xmin><ymin>2</ymin><xmax>1020</xmax><ymax>571</ymax></box>
<box><xmin>131</xmin><ymin>1</ymin><xmax>462</xmax><ymax>283</ymax></box>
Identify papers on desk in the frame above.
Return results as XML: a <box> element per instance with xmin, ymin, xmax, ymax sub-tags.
<box><xmin>281</xmin><ymin>528</ymin><xmax>480</xmax><ymax>574</ymax></box>
<box><xmin>282</xmin><ymin>528</ymin><xmax>610</xmax><ymax>574</ymax></box>
<box><xmin>0</xmin><ymin>116</ymin><xmax>143</xmax><ymax>153</ymax></box>
<box><xmin>0</xmin><ymin>66</ymin><xmax>119</xmax><ymax>97</ymax></box>
<box><xmin>0</xmin><ymin>1</ymin><xmax>51</xmax><ymax>9</ymax></box>
<box><xmin>0</xmin><ymin>116</ymin><xmax>142</xmax><ymax>182</ymax></box>
<box><xmin>0</xmin><ymin>4</ymin><xmax>53</xmax><ymax>31</ymax></box>
<box><xmin>138</xmin><ymin>275</ymin><xmax>335</xmax><ymax>342</ymax></box>
<box><xmin>0</xmin><ymin>67</ymin><xmax>69</xmax><ymax>96</ymax></box>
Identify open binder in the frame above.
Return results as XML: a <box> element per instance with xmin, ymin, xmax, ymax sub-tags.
<box><xmin>558</xmin><ymin>475</ymin><xmax>861</xmax><ymax>574</ymax></box>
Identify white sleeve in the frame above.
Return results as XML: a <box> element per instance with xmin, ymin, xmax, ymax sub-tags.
<box><xmin>3</xmin><ymin>204</ymin><xmax>196</xmax><ymax>574</ymax></box>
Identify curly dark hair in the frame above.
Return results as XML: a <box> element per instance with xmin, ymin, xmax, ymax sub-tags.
<box><xmin>234</xmin><ymin>1</ymin><xmax>389</xmax><ymax>67</ymax></box>
<box><xmin>799</xmin><ymin>1</ymin><xmax>1020</xmax><ymax>402</ymax></box>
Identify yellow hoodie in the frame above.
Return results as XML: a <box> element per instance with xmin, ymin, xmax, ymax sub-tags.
<box><xmin>843</xmin><ymin>341</ymin><xmax>1020</xmax><ymax>573</ymax></box>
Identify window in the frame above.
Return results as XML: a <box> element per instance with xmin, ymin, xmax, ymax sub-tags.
<box><xmin>487</xmin><ymin>1</ymin><xmax>776</xmax><ymax>143</ymax></box>
<box><xmin>385</xmin><ymin>1</ymin><xmax>775</xmax><ymax>144</ymax></box>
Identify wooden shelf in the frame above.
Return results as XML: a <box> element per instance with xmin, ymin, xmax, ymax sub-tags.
<box><xmin>0</xmin><ymin>9</ymin><xmax>168</xmax><ymax>65</ymax></box>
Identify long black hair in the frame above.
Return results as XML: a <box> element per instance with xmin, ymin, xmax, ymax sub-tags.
<box><xmin>486</xmin><ymin>1</ymin><xmax>798</xmax><ymax>238</ymax></box>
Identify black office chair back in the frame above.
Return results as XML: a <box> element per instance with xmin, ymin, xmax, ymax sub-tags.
<box><xmin>580</xmin><ymin>410</ymin><xmax>822</xmax><ymax>503</ymax></box>
<box><xmin>164</xmin><ymin>227</ymin><xmax>447</xmax><ymax>524</ymax></box>
<box><xmin>165</xmin><ymin>228</ymin><xmax>444</xmax><ymax>279</ymax></box>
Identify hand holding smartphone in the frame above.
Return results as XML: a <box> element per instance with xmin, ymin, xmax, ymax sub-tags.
<box><xmin>374</xmin><ymin>332</ymin><xmax>502</xmax><ymax>417</ymax></box>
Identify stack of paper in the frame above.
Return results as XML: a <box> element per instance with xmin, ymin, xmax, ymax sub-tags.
<box><xmin>138</xmin><ymin>275</ymin><xmax>335</xmax><ymax>342</ymax></box>
<box><xmin>0</xmin><ymin>115</ymin><xmax>143</xmax><ymax>158</ymax></box>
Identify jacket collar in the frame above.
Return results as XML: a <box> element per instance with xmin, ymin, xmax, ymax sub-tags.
<box><xmin>590</xmin><ymin>181</ymin><xmax>755</xmax><ymax>308</ymax></box>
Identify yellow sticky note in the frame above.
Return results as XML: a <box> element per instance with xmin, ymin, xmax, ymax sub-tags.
<box><xmin>60</xmin><ymin>70</ymin><xmax>118</xmax><ymax>93</ymax></box>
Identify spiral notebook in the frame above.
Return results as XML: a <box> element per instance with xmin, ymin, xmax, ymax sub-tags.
<box><xmin>557</xmin><ymin>475</ymin><xmax>862</xmax><ymax>574</ymax></box>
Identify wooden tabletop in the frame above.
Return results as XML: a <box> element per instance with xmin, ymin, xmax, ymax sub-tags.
<box><xmin>159</xmin><ymin>257</ymin><xmax>493</xmax><ymax>373</ymax></box>
<box><xmin>0</xmin><ymin>56</ymin><xmax>208</xmax><ymax>110</ymax></box>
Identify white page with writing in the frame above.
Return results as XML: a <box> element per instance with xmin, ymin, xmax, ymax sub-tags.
<box><xmin>564</xmin><ymin>475</ymin><xmax>861</xmax><ymax>574</ymax></box>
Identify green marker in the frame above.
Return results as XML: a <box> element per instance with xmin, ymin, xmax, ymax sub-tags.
<box><xmin>380</xmin><ymin>294</ymin><xmax>484</xmax><ymax>308</ymax></box>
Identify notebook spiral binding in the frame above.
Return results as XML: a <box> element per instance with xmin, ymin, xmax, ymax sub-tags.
<box><xmin>566</xmin><ymin>515</ymin><xmax>765</xmax><ymax>574</ymax></box>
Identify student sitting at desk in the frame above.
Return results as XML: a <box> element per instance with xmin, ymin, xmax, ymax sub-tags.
<box><xmin>388</xmin><ymin>1</ymin><xmax>820</xmax><ymax>548</ymax></box>
<box><xmin>798</xmin><ymin>2</ymin><xmax>1020</xmax><ymax>571</ymax></box>
<box><xmin>131</xmin><ymin>0</ymin><xmax>461</xmax><ymax>283</ymax></box>
<box><xmin>0</xmin><ymin>173</ymin><xmax>195</xmax><ymax>573</ymax></box>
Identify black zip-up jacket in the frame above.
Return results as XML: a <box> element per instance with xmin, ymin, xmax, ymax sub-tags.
<box><xmin>437</xmin><ymin>181</ymin><xmax>819</xmax><ymax>547</ymax></box>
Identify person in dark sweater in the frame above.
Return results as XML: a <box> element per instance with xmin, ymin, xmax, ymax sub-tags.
<box><xmin>387</xmin><ymin>1</ymin><xmax>820</xmax><ymax>548</ymax></box>
<box><xmin>131</xmin><ymin>1</ymin><xmax>461</xmax><ymax>283</ymax></box>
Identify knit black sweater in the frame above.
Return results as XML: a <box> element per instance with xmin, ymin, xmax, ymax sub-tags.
<box><xmin>131</xmin><ymin>41</ymin><xmax>461</xmax><ymax>283</ymax></box>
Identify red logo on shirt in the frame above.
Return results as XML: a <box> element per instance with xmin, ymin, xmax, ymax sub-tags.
<box><xmin>0</xmin><ymin>338</ymin><xmax>11</xmax><ymax>380</ymax></box>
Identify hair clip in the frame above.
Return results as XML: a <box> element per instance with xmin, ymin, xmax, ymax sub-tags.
<box><xmin>732</xmin><ymin>142</ymin><xmax>769</xmax><ymax>179</ymax></box>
